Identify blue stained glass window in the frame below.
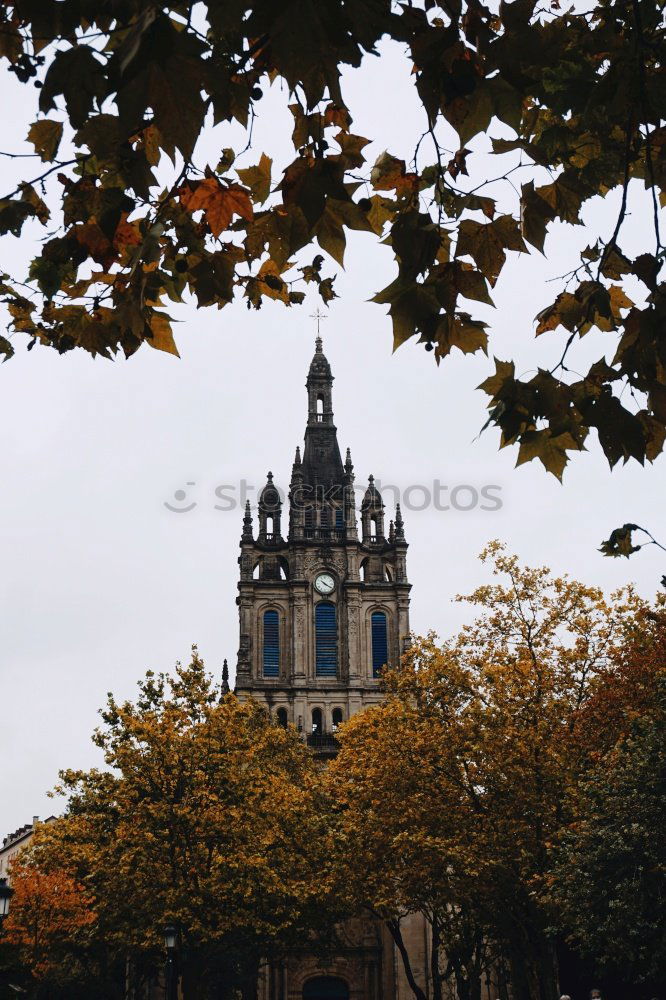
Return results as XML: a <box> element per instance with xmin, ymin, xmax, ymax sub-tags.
<box><xmin>315</xmin><ymin>602</ymin><xmax>337</xmax><ymax>677</ymax></box>
<box><xmin>371</xmin><ymin>611</ymin><xmax>388</xmax><ymax>678</ymax></box>
<box><xmin>335</xmin><ymin>507</ymin><xmax>344</xmax><ymax>528</ymax></box>
<box><xmin>263</xmin><ymin>610</ymin><xmax>279</xmax><ymax>677</ymax></box>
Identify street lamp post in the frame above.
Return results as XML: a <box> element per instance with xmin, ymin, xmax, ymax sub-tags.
<box><xmin>0</xmin><ymin>878</ymin><xmax>13</xmax><ymax>923</ymax></box>
<box><xmin>163</xmin><ymin>924</ymin><xmax>178</xmax><ymax>1000</ymax></box>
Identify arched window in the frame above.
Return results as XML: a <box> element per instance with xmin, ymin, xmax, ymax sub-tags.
<box><xmin>360</xmin><ymin>558</ymin><xmax>368</xmax><ymax>582</ymax></box>
<box><xmin>276</xmin><ymin>707</ymin><xmax>288</xmax><ymax>728</ymax></box>
<box><xmin>371</xmin><ymin>611</ymin><xmax>388</xmax><ymax>678</ymax></box>
<box><xmin>311</xmin><ymin>707</ymin><xmax>323</xmax><ymax>735</ymax></box>
<box><xmin>332</xmin><ymin>707</ymin><xmax>343</xmax><ymax>731</ymax></box>
<box><xmin>316</xmin><ymin>394</ymin><xmax>324</xmax><ymax>416</ymax></box>
<box><xmin>262</xmin><ymin>610</ymin><xmax>279</xmax><ymax>677</ymax></box>
<box><xmin>315</xmin><ymin>602</ymin><xmax>337</xmax><ymax>677</ymax></box>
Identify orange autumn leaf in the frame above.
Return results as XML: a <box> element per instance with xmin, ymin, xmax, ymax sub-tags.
<box><xmin>179</xmin><ymin>177</ymin><xmax>253</xmax><ymax>238</ymax></box>
<box><xmin>113</xmin><ymin>212</ymin><xmax>142</xmax><ymax>252</ymax></box>
<box><xmin>3</xmin><ymin>863</ymin><xmax>96</xmax><ymax>979</ymax></box>
<box><xmin>73</xmin><ymin>222</ymin><xmax>116</xmax><ymax>268</ymax></box>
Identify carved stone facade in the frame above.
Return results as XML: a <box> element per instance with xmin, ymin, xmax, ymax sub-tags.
<box><xmin>234</xmin><ymin>337</ymin><xmax>411</xmax><ymax>747</ymax></box>
<box><xmin>233</xmin><ymin>340</ymin><xmax>489</xmax><ymax>1000</ymax></box>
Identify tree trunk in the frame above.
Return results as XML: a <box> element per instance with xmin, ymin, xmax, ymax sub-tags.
<box><xmin>386</xmin><ymin>918</ymin><xmax>428</xmax><ymax>1000</ymax></box>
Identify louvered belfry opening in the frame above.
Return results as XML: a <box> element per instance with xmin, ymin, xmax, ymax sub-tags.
<box><xmin>263</xmin><ymin>610</ymin><xmax>279</xmax><ymax>677</ymax></box>
<box><xmin>315</xmin><ymin>601</ymin><xmax>337</xmax><ymax>677</ymax></box>
<box><xmin>371</xmin><ymin>611</ymin><xmax>388</xmax><ymax>678</ymax></box>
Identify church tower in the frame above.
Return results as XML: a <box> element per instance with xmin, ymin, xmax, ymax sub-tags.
<box><xmin>234</xmin><ymin>337</ymin><xmax>411</xmax><ymax>746</ymax></box>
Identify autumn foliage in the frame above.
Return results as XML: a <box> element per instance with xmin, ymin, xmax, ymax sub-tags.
<box><xmin>2</xmin><ymin>865</ymin><xmax>95</xmax><ymax>982</ymax></box>
<box><xmin>3</xmin><ymin>650</ymin><xmax>343</xmax><ymax>999</ymax></box>
<box><xmin>0</xmin><ymin>1</ymin><xmax>664</xmax><ymax>482</ymax></box>
<box><xmin>327</xmin><ymin>545</ymin><xmax>663</xmax><ymax>1000</ymax></box>
<box><xmin>2</xmin><ymin>560</ymin><xmax>664</xmax><ymax>998</ymax></box>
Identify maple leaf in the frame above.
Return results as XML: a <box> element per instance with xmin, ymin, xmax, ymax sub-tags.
<box><xmin>179</xmin><ymin>178</ymin><xmax>253</xmax><ymax>238</ymax></box>
<box><xmin>27</xmin><ymin>119</ymin><xmax>63</xmax><ymax>162</ymax></box>
<box><xmin>257</xmin><ymin>259</ymin><xmax>290</xmax><ymax>303</ymax></box>
<box><xmin>456</xmin><ymin>215</ymin><xmax>525</xmax><ymax>286</ymax></box>
<box><xmin>237</xmin><ymin>153</ymin><xmax>273</xmax><ymax>204</ymax></box>
<box><xmin>516</xmin><ymin>428</ymin><xmax>582</xmax><ymax>479</ymax></box>
<box><xmin>146</xmin><ymin>311</ymin><xmax>179</xmax><ymax>357</ymax></box>
<box><xmin>477</xmin><ymin>358</ymin><xmax>516</xmax><ymax>398</ymax></box>
<box><xmin>371</xmin><ymin>152</ymin><xmax>418</xmax><ymax>194</ymax></box>
<box><xmin>434</xmin><ymin>312</ymin><xmax>488</xmax><ymax>362</ymax></box>
<box><xmin>39</xmin><ymin>45</ymin><xmax>107</xmax><ymax>128</ymax></box>
<box><xmin>520</xmin><ymin>182</ymin><xmax>556</xmax><ymax>253</ymax></box>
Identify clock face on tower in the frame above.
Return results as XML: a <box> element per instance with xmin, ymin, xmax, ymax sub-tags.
<box><xmin>314</xmin><ymin>572</ymin><xmax>335</xmax><ymax>595</ymax></box>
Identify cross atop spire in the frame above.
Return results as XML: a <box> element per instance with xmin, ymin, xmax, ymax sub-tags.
<box><xmin>310</xmin><ymin>307</ymin><xmax>327</xmax><ymax>338</ymax></box>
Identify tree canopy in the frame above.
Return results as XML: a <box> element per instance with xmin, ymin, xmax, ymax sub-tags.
<box><xmin>2</xmin><ymin>567</ymin><xmax>665</xmax><ymax>998</ymax></box>
<box><xmin>2</xmin><ymin>650</ymin><xmax>341</xmax><ymax>999</ymax></box>
<box><xmin>546</xmin><ymin>611</ymin><xmax>666</xmax><ymax>984</ymax></box>
<box><xmin>327</xmin><ymin>544</ymin><xmax>659</xmax><ymax>1000</ymax></box>
<box><xmin>0</xmin><ymin>0</ymin><xmax>664</xmax><ymax>479</ymax></box>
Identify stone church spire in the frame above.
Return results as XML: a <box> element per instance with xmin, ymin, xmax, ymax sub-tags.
<box><xmin>235</xmin><ymin>335</ymin><xmax>411</xmax><ymax>743</ymax></box>
<box><xmin>301</xmin><ymin>337</ymin><xmax>344</xmax><ymax>493</ymax></box>
<box><xmin>232</xmin><ymin>333</ymin><xmax>413</xmax><ymax>1000</ymax></box>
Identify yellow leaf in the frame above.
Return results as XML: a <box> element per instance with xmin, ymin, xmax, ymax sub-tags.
<box><xmin>608</xmin><ymin>284</ymin><xmax>634</xmax><ymax>317</ymax></box>
<box><xmin>257</xmin><ymin>259</ymin><xmax>289</xmax><ymax>303</ymax></box>
<box><xmin>147</xmin><ymin>312</ymin><xmax>179</xmax><ymax>357</ymax></box>
<box><xmin>237</xmin><ymin>154</ymin><xmax>272</xmax><ymax>204</ymax></box>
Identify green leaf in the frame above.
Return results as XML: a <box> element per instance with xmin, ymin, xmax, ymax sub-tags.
<box><xmin>314</xmin><ymin>198</ymin><xmax>373</xmax><ymax>267</ymax></box>
<box><xmin>516</xmin><ymin>429</ymin><xmax>582</xmax><ymax>480</ymax></box>
<box><xmin>434</xmin><ymin>312</ymin><xmax>488</xmax><ymax>363</ymax></box>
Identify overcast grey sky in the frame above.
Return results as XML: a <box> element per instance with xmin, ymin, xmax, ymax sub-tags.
<box><xmin>1</xmin><ymin>37</ymin><xmax>664</xmax><ymax>834</ymax></box>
